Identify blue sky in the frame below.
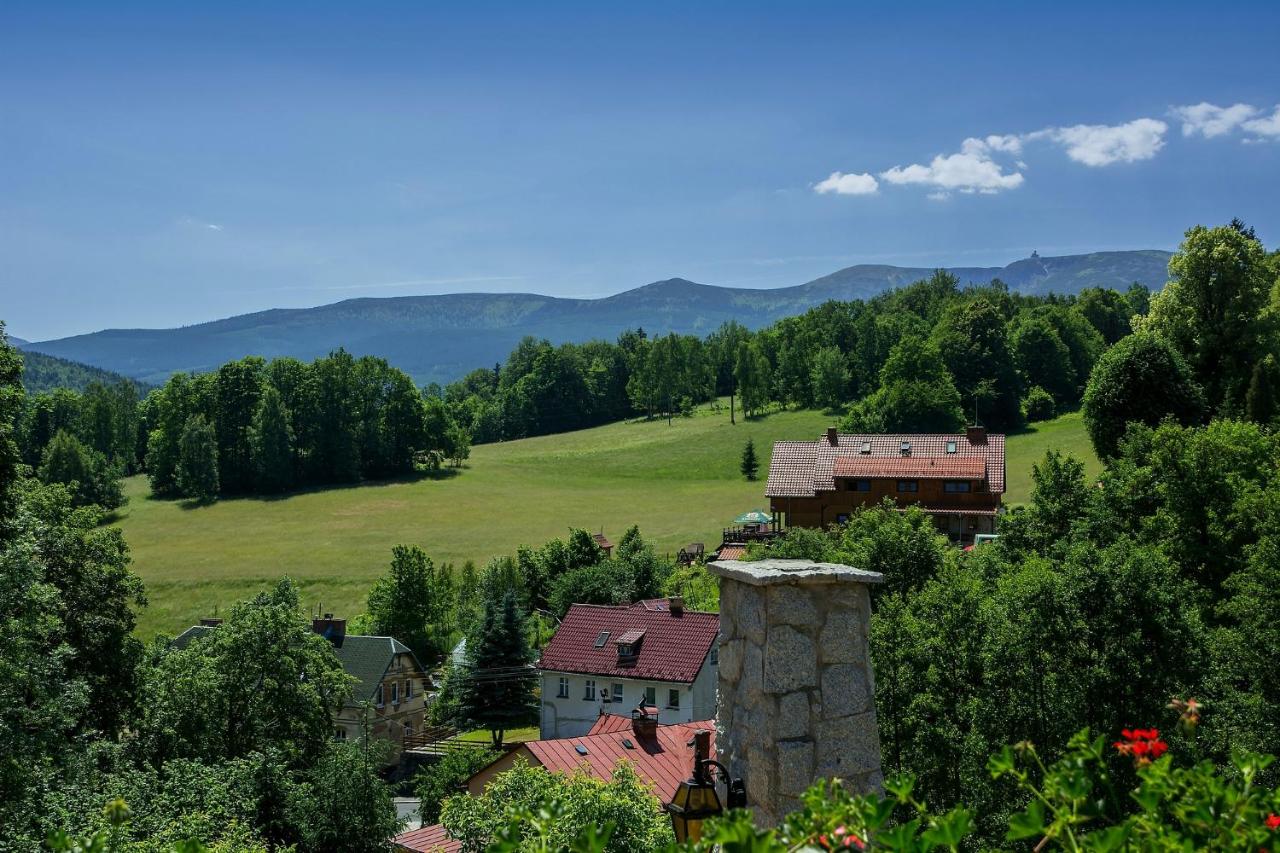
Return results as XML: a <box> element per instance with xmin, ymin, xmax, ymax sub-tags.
<box><xmin>3</xmin><ymin>1</ymin><xmax>1279</xmax><ymax>340</ymax></box>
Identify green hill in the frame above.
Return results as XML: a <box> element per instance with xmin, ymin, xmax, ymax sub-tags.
<box><xmin>26</xmin><ymin>250</ymin><xmax>1171</xmax><ymax>386</ymax></box>
<box><xmin>18</xmin><ymin>346</ymin><xmax>150</xmax><ymax>394</ymax></box>
<box><xmin>116</xmin><ymin>406</ymin><xmax>1098</xmax><ymax>638</ymax></box>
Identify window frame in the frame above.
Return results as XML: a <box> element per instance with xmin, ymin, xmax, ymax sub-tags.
<box><xmin>375</xmin><ymin>684</ymin><xmax>384</xmax><ymax>708</ymax></box>
<box><xmin>557</xmin><ymin>676</ymin><xmax>569</xmax><ymax>698</ymax></box>
<box><xmin>943</xmin><ymin>480</ymin><xmax>972</xmax><ymax>493</ymax></box>
<box><xmin>667</xmin><ymin>688</ymin><xmax>680</xmax><ymax>709</ymax></box>
<box><xmin>644</xmin><ymin>686</ymin><xmax>656</xmax><ymax>706</ymax></box>
<box><xmin>584</xmin><ymin>679</ymin><xmax>597</xmax><ymax>701</ymax></box>
<box><xmin>390</xmin><ymin>681</ymin><xmax>399</xmax><ymax>705</ymax></box>
<box><xmin>896</xmin><ymin>479</ymin><xmax>919</xmax><ymax>493</ymax></box>
<box><xmin>612</xmin><ymin>682</ymin><xmax>624</xmax><ymax>703</ymax></box>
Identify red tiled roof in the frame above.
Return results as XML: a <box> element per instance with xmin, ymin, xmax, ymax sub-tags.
<box><xmin>832</xmin><ymin>455</ymin><xmax>987</xmax><ymax>480</ymax></box>
<box><xmin>767</xmin><ymin>432</ymin><xmax>1006</xmax><ymax>498</ymax></box>
<box><xmin>538</xmin><ymin>602</ymin><xmax>719</xmax><ymax>683</ymax></box>
<box><xmin>615</xmin><ymin>629</ymin><xmax>645</xmax><ymax>645</ymax></box>
<box><xmin>394</xmin><ymin>824</ymin><xmax>460</xmax><ymax>853</ymax></box>
<box><xmin>716</xmin><ymin>545</ymin><xmax>747</xmax><ymax>561</ymax></box>
<box><xmin>521</xmin><ymin>719</ymin><xmax>717</xmax><ymax>802</ymax></box>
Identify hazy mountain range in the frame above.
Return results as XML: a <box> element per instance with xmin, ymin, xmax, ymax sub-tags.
<box><xmin>20</xmin><ymin>250</ymin><xmax>1171</xmax><ymax>387</ymax></box>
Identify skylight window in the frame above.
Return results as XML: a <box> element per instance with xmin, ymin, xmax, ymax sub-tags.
<box><xmin>900</xmin><ymin>441</ymin><xmax>912</xmax><ymax>455</ymax></box>
<box><xmin>622</xmin><ymin>738</ymin><xmax>635</xmax><ymax>750</ymax></box>
<box><xmin>860</xmin><ymin>441</ymin><xmax>871</xmax><ymax>454</ymax></box>
<box><xmin>946</xmin><ymin>441</ymin><xmax>957</xmax><ymax>454</ymax></box>
<box><xmin>575</xmin><ymin>744</ymin><xmax>589</xmax><ymax>756</ymax></box>
<box><xmin>594</xmin><ymin>631</ymin><xmax>610</xmax><ymax>648</ymax></box>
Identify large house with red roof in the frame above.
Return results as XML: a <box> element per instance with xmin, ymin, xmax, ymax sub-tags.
<box><xmin>766</xmin><ymin>426</ymin><xmax>1005</xmax><ymax>543</ymax></box>
<box><xmin>536</xmin><ymin>597</ymin><xmax>720</xmax><ymax>738</ymax></box>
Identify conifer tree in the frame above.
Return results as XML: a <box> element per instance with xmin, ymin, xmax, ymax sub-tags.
<box><xmin>455</xmin><ymin>590</ymin><xmax>538</xmax><ymax>747</ymax></box>
<box><xmin>250</xmin><ymin>385</ymin><xmax>295</xmax><ymax>493</ymax></box>
<box><xmin>741</xmin><ymin>438</ymin><xmax>759</xmax><ymax>481</ymax></box>
<box><xmin>177</xmin><ymin>413</ymin><xmax>220</xmax><ymax>501</ymax></box>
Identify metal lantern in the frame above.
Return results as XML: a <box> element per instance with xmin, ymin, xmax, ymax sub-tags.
<box><xmin>665</xmin><ymin>729</ymin><xmax>739</xmax><ymax>842</ymax></box>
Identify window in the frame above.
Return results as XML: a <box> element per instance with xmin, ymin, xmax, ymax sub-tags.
<box><xmin>584</xmin><ymin>679</ymin><xmax>597</xmax><ymax>701</ymax></box>
<box><xmin>667</xmin><ymin>689</ymin><xmax>680</xmax><ymax>709</ymax></box>
<box><xmin>836</xmin><ymin>513</ymin><xmax>850</xmax><ymax>525</ymax></box>
<box><xmin>897</xmin><ymin>480</ymin><xmax>918</xmax><ymax>493</ymax></box>
<box><xmin>612</xmin><ymin>683</ymin><xmax>624</xmax><ymax>703</ymax></box>
<box><xmin>617</xmin><ymin>643</ymin><xmax>634</xmax><ymax>657</ymax></box>
<box><xmin>900</xmin><ymin>440</ymin><xmax>912</xmax><ymax>455</ymax></box>
<box><xmin>335</xmin><ymin>727</ymin><xmax>348</xmax><ymax>740</ymax></box>
<box><xmin>404</xmin><ymin>679</ymin><xmax>413</xmax><ymax>699</ymax></box>
<box><xmin>404</xmin><ymin>722</ymin><xmax>413</xmax><ymax>738</ymax></box>
<box><xmin>557</xmin><ymin>676</ymin><xmax>569</xmax><ymax>698</ymax></box>
<box><xmin>644</xmin><ymin>686</ymin><xmax>656</xmax><ymax>706</ymax></box>
<box><xmin>375</xmin><ymin>685</ymin><xmax>384</xmax><ymax>708</ymax></box>
<box><xmin>391</xmin><ymin>681</ymin><xmax>399</xmax><ymax>705</ymax></box>
<box><xmin>946</xmin><ymin>440</ymin><xmax>957</xmax><ymax>454</ymax></box>
<box><xmin>859</xmin><ymin>441</ymin><xmax>872</xmax><ymax>454</ymax></box>
<box><xmin>594</xmin><ymin>631</ymin><xmax>611</xmax><ymax>648</ymax></box>
<box><xmin>709</xmin><ymin>646</ymin><xmax>718</xmax><ymax>666</ymax></box>
<box><xmin>854</xmin><ymin>479</ymin><xmax>871</xmax><ymax>492</ymax></box>
<box><xmin>944</xmin><ymin>480</ymin><xmax>971</xmax><ymax>493</ymax></box>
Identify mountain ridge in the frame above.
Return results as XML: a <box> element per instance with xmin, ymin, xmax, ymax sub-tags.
<box><xmin>24</xmin><ymin>250</ymin><xmax>1172</xmax><ymax>386</ymax></box>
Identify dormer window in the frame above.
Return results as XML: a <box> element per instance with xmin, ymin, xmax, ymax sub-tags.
<box><xmin>859</xmin><ymin>441</ymin><xmax>871</xmax><ymax>454</ymax></box>
<box><xmin>615</xmin><ymin>629</ymin><xmax>645</xmax><ymax>661</ymax></box>
<box><xmin>900</xmin><ymin>441</ymin><xmax>911</xmax><ymax>455</ymax></box>
<box><xmin>946</xmin><ymin>441</ymin><xmax>957</xmax><ymax>454</ymax></box>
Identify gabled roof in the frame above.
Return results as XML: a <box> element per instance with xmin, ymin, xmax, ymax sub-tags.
<box><xmin>767</xmin><ymin>432</ymin><xmax>1006</xmax><ymax>498</ymax></box>
<box><xmin>169</xmin><ymin>626</ymin><xmax>418</xmax><ymax>705</ymax></box>
<box><xmin>393</xmin><ymin>823</ymin><xmax>461</xmax><ymax>853</ymax></box>
<box><xmin>514</xmin><ymin>718</ymin><xmax>717</xmax><ymax>802</ymax></box>
<box><xmin>539</xmin><ymin>601</ymin><xmax>719</xmax><ymax>683</ymax></box>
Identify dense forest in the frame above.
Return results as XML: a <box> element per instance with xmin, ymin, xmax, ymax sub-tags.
<box><xmin>18</xmin><ymin>347</ymin><xmax>151</xmax><ymax>395</ymax></box>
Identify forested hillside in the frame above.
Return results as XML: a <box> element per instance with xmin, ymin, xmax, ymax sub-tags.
<box><xmin>24</xmin><ymin>250</ymin><xmax>1171</xmax><ymax>385</ymax></box>
<box><xmin>18</xmin><ymin>346</ymin><xmax>150</xmax><ymax>394</ymax></box>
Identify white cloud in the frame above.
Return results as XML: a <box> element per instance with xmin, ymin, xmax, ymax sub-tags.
<box><xmin>1173</xmin><ymin>102</ymin><xmax>1258</xmax><ymax>138</ymax></box>
<box><xmin>814</xmin><ymin>171</ymin><xmax>879</xmax><ymax>195</ymax></box>
<box><xmin>879</xmin><ymin>137</ymin><xmax>1025</xmax><ymax>193</ymax></box>
<box><xmin>1243</xmin><ymin>106</ymin><xmax>1280</xmax><ymax>139</ymax></box>
<box><xmin>926</xmin><ymin>191</ymin><xmax>950</xmax><ymax>201</ymax></box>
<box><xmin>1046</xmin><ymin>118</ymin><xmax>1168</xmax><ymax>166</ymax></box>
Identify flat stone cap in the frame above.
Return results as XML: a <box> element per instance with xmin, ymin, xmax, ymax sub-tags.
<box><xmin>707</xmin><ymin>559</ymin><xmax>883</xmax><ymax>587</ymax></box>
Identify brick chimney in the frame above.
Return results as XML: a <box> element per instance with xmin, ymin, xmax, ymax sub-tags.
<box><xmin>632</xmin><ymin>704</ymin><xmax>660</xmax><ymax>739</ymax></box>
<box><xmin>826</xmin><ymin>426</ymin><xmax>839</xmax><ymax>447</ymax></box>
<box><xmin>966</xmin><ymin>424</ymin><xmax>987</xmax><ymax>445</ymax></box>
<box><xmin>707</xmin><ymin>558</ymin><xmax>884</xmax><ymax>825</ymax></box>
<box><xmin>311</xmin><ymin>613</ymin><xmax>347</xmax><ymax>646</ymax></box>
<box><xmin>668</xmin><ymin>595</ymin><xmax>684</xmax><ymax>616</ymax></box>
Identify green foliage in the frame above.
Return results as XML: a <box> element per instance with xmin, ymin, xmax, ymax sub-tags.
<box><xmin>366</xmin><ymin>544</ymin><xmax>456</xmax><ymax>665</ymax></box>
<box><xmin>809</xmin><ymin>345</ymin><xmax>850</xmax><ymax>411</ymax></box>
<box><xmin>931</xmin><ymin>298</ymin><xmax>1022</xmax><ymax>429</ymax></box>
<box><xmin>1246</xmin><ymin>353</ymin><xmax>1280</xmax><ymax>425</ymax></box>
<box><xmin>415</xmin><ymin>746</ymin><xmax>501</xmax><ymax>824</ymax></box>
<box><xmin>661</xmin><ymin>564</ymin><xmax>720</xmax><ymax>612</ymax></box>
<box><xmin>39</xmin><ymin>428</ymin><xmax>125</xmax><ymax>510</ymax></box>
<box><xmin>177</xmin><ymin>414</ymin><xmax>220</xmax><ymax>502</ymax></box>
<box><xmin>249</xmin><ymin>385</ymin><xmax>295</xmax><ymax>493</ymax></box>
<box><xmin>1082</xmin><ymin>332</ymin><xmax>1206</xmax><ymax>459</ymax></box>
<box><xmin>740</xmin><ymin>438</ymin><xmax>758</xmax><ymax>480</ymax></box>
<box><xmin>1077</xmin><ymin>286</ymin><xmax>1135</xmax><ymax>345</ymax></box>
<box><xmin>1146</xmin><ymin>221</ymin><xmax>1277</xmax><ymax>413</ymax></box>
<box><xmin>440</xmin><ymin>760</ymin><xmax>673</xmax><ymax>853</ymax></box>
<box><xmin>1024</xmin><ymin>385</ymin><xmax>1056</xmax><ymax>421</ymax></box>
<box><xmin>134</xmin><ymin>578</ymin><xmax>351</xmax><ymax>769</ymax></box>
<box><xmin>284</xmin><ymin>739</ymin><xmax>401</xmax><ymax>853</ymax></box>
<box><xmin>734</xmin><ymin>341</ymin><xmax>771</xmax><ymax>418</ymax></box>
<box><xmin>844</xmin><ymin>336</ymin><xmax>965</xmax><ymax>433</ymax></box>
<box><xmin>1010</xmin><ymin>315</ymin><xmax>1075</xmax><ymax>404</ymax></box>
<box><xmin>448</xmin><ymin>591</ymin><xmax>539</xmax><ymax>747</ymax></box>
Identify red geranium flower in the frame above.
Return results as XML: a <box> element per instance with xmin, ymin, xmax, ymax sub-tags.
<box><xmin>1114</xmin><ymin>727</ymin><xmax>1169</xmax><ymax>768</ymax></box>
<box><xmin>1266</xmin><ymin>813</ymin><xmax>1280</xmax><ymax>830</ymax></box>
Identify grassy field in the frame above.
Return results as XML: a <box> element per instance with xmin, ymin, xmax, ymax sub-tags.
<box><xmin>115</xmin><ymin>406</ymin><xmax>1097</xmax><ymax>637</ymax></box>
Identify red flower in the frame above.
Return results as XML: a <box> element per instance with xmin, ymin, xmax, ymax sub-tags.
<box><xmin>1114</xmin><ymin>727</ymin><xmax>1169</xmax><ymax>768</ymax></box>
<box><xmin>1266</xmin><ymin>813</ymin><xmax>1280</xmax><ymax>830</ymax></box>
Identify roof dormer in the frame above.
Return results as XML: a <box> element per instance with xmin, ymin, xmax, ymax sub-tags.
<box><xmin>615</xmin><ymin>629</ymin><xmax>645</xmax><ymax>662</ymax></box>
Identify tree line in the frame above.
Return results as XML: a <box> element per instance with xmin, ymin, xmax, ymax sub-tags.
<box><xmin>440</xmin><ymin>277</ymin><xmax>1150</xmax><ymax>447</ymax></box>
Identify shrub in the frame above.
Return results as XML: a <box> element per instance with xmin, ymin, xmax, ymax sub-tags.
<box><xmin>1023</xmin><ymin>385</ymin><xmax>1056</xmax><ymax>421</ymax></box>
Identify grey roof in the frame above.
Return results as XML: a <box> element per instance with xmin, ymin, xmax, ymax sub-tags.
<box><xmin>169</xmin><ymin>626</ymin><xmax>417</xmax><ymax>705</ymax></box>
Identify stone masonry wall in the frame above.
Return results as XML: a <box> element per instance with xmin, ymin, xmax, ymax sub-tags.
<box><xmin>709</xmin><ymin>560</ymin><xmax>884</xmax><ymax>826</ymax></box>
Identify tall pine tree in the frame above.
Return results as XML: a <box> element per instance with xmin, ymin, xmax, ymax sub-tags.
<box><xmin>740</xmin><ymin>438</ymin><xmax>759</xmax><ymax>481</ymax></box>
<box><xmin>456</xmin><ymin>590</ymin><xmax>538</xmax><ymax>747</ymax></box>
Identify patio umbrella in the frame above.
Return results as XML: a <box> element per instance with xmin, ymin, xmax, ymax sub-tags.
<box><xmin>734</xmin><ymin>510</ymin><xmax>773</xmax><ymax>525</ymax></box>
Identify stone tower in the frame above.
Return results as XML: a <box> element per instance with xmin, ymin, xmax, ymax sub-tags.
<box><xmin>707</xmin><ymin>559</ymin><xmax>884</xmax><ymax>825</ymax></box>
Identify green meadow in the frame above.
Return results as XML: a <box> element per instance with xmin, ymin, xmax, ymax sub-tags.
<box><xmin>115</xmin><ymin>406</ymin><xmax>1098</xmax><ymax>637</ymax></box>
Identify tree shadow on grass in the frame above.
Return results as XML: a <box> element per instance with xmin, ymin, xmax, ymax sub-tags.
<box><xmin>160</xmin><ymin>466</ymin><xmax>465</xmax><ymax>509</ymax></box>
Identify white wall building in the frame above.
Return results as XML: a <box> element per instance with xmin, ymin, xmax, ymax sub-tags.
<box><xmin>537</xmin><ymin>598</ymin><xmax>719</xmax><ymax>739</ymax></box>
